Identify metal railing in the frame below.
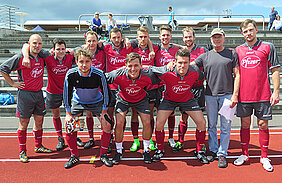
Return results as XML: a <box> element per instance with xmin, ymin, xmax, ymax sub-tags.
<box><xmin>0</xmin><ymin>5</ymin><xmax>18</xmax><ymax>29</ymax></box>
<box><xmin>78</xmin><ymin>14</ymin><xmax>265</xmax><ymax>31</ymax></box>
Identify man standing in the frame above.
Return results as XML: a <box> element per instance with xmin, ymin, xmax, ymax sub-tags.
<box><xmin>63</xmin><ymin>48</ymin><xmax>112</xmax><ymax>168</ymax></box>
<box><xmin>128</xmin><ymin>26</ymin><xmax>158</xmax><ymax>152</ymax></box>
<box><xmin>41</xmin><ymin>38</ymin><xmax>74</xmax><ymax>151</ymax></box>
<box><xmin>268</xmin><ymin>7</ymin><xmax>279</xmax><ymax>30</ymax></box>
<box><xmin>192</xmin><ymin>28</ymin><xmax>240</xmax><ymax>168</ymax></box>
<box><xmin>233</xmin><ymin>19</ymin><xmax>280</xmax><ymax>172</ymax></box>
<box><xmin>168</xmin><ymin>6</ymin><xmax>176</xmax><ymax>30</ymax></box>
<box><xmin>106</xmin><ymin>52</ymin><xmax>160</xmax><ymax>164</ymax></box>
<box><xmin>150</xmin><ymin>48</ymin><xmax>209</xmax><ymax>164</ymax></box>
<box><xmin>0</xmin><ymin>34</ymin><xmax>52</xmax><ymax>163</ymax></box>
<box><xmin>155</xmin><ymin>25</ymin><xmax>180</xmax><ymax>149</ymax></box>
<box><xmin>173</xmin><ymin>27</ymin><xmax>208</xmax><ymax>152</ymax></box>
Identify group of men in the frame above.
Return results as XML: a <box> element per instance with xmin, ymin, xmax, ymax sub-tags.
<box><xmin>0</xmin><ymin>19</ymin><xmax>279</xmax><ymax>172</ymax></box>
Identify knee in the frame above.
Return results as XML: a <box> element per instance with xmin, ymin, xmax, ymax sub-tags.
<box><xmin>258</xmin><ymin>122</ymin><xmax>268</xmax><ymax>130</ymax></box>
<box><xmin>103</xmin><ymin>123</ymin><xmax>111</xmax><ymax>133</ymax></box>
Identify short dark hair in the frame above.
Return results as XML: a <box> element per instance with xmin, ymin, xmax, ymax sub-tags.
<box><xmin>52</xmin><ymin>38</ymin><xmax>66</xmax><ymax>49</ymax></box>
<box><xmin>126</xmin><ymin>52</ymin><xmax>141</xmax><ymax>64</ymax></box>
<box><xmin>175</xmin><ymin>48</ymin><xmax>190</xmax><ymax>60</ymax></box>
<box><xmin>240</xmin><ymin>19</ymin><xmax>257</xmax><ymax>32</ymax></box>
<box><xmin>110</xmin><ymin>27</ymin><xmax>122</xmax><ymax>38</ymax></box>
<box><xmin>168</xmin><ymin>6</ymin><xmax>172</xmax><ymax>10</ymax></box>
<box><xmin>74</xmin><ymin>47</ymin><xmax>93</xmax><ymax>61</ymax></box>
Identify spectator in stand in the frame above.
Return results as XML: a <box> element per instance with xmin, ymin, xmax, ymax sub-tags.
<box><xmin>270</xmin><ymin>15</ymin><xmax>282</xmax><ymax>32</ymax></box>
<box><xmin>92</xmin><ymin>12</ymin><xmax>103</xmax><ymax>35</ymax></box>
<box><xmin>168</xmin><ymin>6</ymin><xmax>176</xmax><ymax>30</ymax></box>
<box><xmin>268</xmin><ymin>7</ymin><xmax>278</xmax><ymax>30</ymax></box>
<box><xmin>107</xmin><ymin>13</ymin><xmax>117</xmax><ymax>36</ymax></box>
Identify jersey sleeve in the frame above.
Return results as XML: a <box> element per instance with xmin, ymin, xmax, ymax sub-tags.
<box><xmin>141</xmin><ymin>69</ymin><xmax>161</xmax><ymax>85</ymax></box>
<box><xmin>0</xmin><ymin>54</ymin><xmax>22</xmax><ymax>74</ymax></box>
<box><xmin>267</xmin><ymin>42</ymin><xmax>280</xmax><ymax>69</ymax></box>
<box><xmin>130</xmin><ymin>39</ymin><xmax>139</xmax><ymax>49</ymax></box>
<box><xmin>194</xmin><ymin>53</ymin><xmax>205</xmax><ymax>67</ymax></box>
<box><xmin>105</xmin><ymin>69</ymin><xmax>120</xmax><ymax>84</ymax></box>
<box><xmin>98</xmin><ymin>71</ymin><xmax>110</xmax><ymax>110</ymax></box>
<box><xmin>38</xmin><ymin>49</ymin><xmax>51</xmax><ymax>58</ymax></box>
<box><xmin>232</xmin><ymin>50</ymin><xmax>239</xmax><ymax>68</ymax></box>
<box><xmin>63</xmin><ymin>70</ymin><xmax>75</xmax><ymax>112</ymax></box>
<box><xmin>191</xmin><ymin>65</ymin><xmax>204</xmax><ymax>81</ymax></box>
<box><xmin>148</xmin><ymin>65</ymin><xmax>168</xmax><ymax>77</ymax></box>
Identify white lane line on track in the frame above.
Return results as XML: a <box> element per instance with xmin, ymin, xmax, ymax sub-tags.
<box><xmin>1</xmin><ymin>154</ymin><xmax>282</xmax><ymax>162</ymax></box>
<box><xmin>1</xmin><ymin>131</ymin><xmax>282</xmax><ymax>138</ymax></box>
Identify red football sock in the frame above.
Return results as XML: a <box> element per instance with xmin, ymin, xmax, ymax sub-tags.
<box><xmin>53</xmin><ymin>118</ymin><xmax>63</xmax><ymax>138</ymax></box>
<box><xmin>259</xmin><ymin>128</ymin><xmax>269</xmax><ymax>158</ymax></box>
<box><xmin>131</xmin><ymin>121</ymin><xmax>139</xmax><ymax>139</ymax></box>
<box><xmin>66</xmin><ymin>132</ymin><xmax>79</xmax><ymax>157</ymax></box>
<box><xmin>100</xmin><ymin>131</ymin><xmax>111</xmax><ymax>156</ymax></box>
<box><xmin>196</xmin><ymin>129</ymin><xmax>206</xmax><ymax>152</ymax></box>
<box><xmin>155</xmin><ymin>130</ymin><xmax>165</xmax><ymax>151</ymax></box>
<box><xmin>33</xmin><ymin>129</ymin><xmax>43</xmax><ymax>148</ymax></box>
<box><xmin>86</xmin><ymin>117</ymin><xmax>94</xmax><ymax>140</ymax></box>
<box><xmin>168</xmin><ymin>116</ymin><xmax>175</xmax><ymax>139</ymax></box>
<box><xmin>240</xmin><ymin>128</ymin><xmax>250</xmax><ymax>156</ymax></box>
<box><xmin>178</xmin><ymin>121</ymin><xmax>187</xmax><ymax>143</ymax></box>
<box><xmin>150</xmin><ymin>118</ymin><xmax>155</xmax><ymax>135</ymax></box>
<box><xmin>18</xmin><ymin>130</ymin><xmax>27</xmax><ymax>152</ymax></box>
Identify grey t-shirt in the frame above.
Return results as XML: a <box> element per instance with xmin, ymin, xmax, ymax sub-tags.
<box><xmin>194</xmin><ymin>48</ymin><xmax>239</xmax><ymax>96</ymax></box>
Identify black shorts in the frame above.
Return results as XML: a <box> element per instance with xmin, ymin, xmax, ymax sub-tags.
<box><xmin>71</xmin><ymin>100</ymin><xmax>103</xmax><ymax>117</ymax></box>
<box><xmin>109</xmin><ymin>89</ymin><xmax>118</xmax><ymax>107</ymax></box>
<box><xmin>17</xmin><ymin>90</ymin><xmax>46</xmax><ymax>118</ymax></box>
<box><xmin>191</xmin><ymin>85</ymin><xmax>205</xmax><ymax>111</ymax></box>
<box><xmin>236</xmin><ymin>101</ymin><xmax>272</xmax><ymax>120</ymax></box>
<box><xmin>147</xmin><ymin>88</ymin><xmax>162</xmax><ymax>105</ymax></box>
<box><xmin>46</xmin><ymin>92</ymin><xmax>63</xmax><ymax>109</ymax></box>
<box><xmin>158</xmin><ymin>98</ymin><xmax>201</xmax><ymax>112</ymax></box>
<box><xmin>115</xmin><ymin>96</ymin><xmax>150</xmax><ymax>115</ymax></box>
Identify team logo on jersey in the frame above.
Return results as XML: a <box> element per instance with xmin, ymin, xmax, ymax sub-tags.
<box><xmin>141</xmin><ymin>55</ymin><xmax>150</xmax><ymax>63</ymax></box>
<box><xmin>125</xmin><ymin>86</ymin><xmax>142</xmax><ymax>96</ymax></box>
<box><xmin>30</xmin><ymin>66</ymin><xmax>43</xmax><ymax>78</ymax></box>
<box><xmin>241</xmin><ymin>55</ymin><xmax>261</xmax><ymax>68</ymax></box>
<box><xmin>52</xmin><ymin>66</ymin><xmax>69</xmax><ymax>75</ymax></box>
<box><xmin>109</xmin><ymin>56</ymin><xmax>126</xmax><ymax>65</ymax></box>
<box><xmin>92</xmin><ymin>63</ymin><xmax>103</xmax><ymax>69</ymax></box>
<box><xmin>172</xmin><ymin>84</ymin><xmax>190</xmax><ymax>94</ymax></box>
<box><xmin>160</xmin><ymin>57</ymin><xmax>175</xmax><ymax>66</ymax></box>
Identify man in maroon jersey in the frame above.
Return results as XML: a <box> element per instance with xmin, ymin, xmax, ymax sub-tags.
<box><xmin>128</xmin><ymin>26</ymin><xmax>159</xmax><ymax>152</ymax></box>
<box><xmin>233</xmin><ymin>19</ymin><xmax>280</xmax><ymax>172</ymax></box>
<box><xmin>154</xmin><ymin>25</ymin><xmax>179</xmax><ymax>148</ymax></box>
<box><xmin>172</xmin><ymin>27</ymin><xmax>208</xmax><ymax>152</ymax></box>
<box><xmin>21</xmin><ymin>38</ymin><xmax>75</xmax><ymax>151</ymax></box>
<box><xmin>41</xmin><ymin>38</ymin><xmax>74</xmax><ymax>151</ymax></box>
<box><xmin>149</xmin><ymin>48</ymin><xmax>209</xmax><ymax>164</ymax></box>
<box><xmin>0</xmin><ymin>34</ymin><xmax>52</xmax><ymax>163</ymax></box>
<box><xmin>106</xmin><ymin>52</ymin><xmax>160</xmax><ymax>164</ymax></box>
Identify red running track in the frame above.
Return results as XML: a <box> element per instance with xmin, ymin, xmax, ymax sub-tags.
<box><xmin>1</xmin><ymin>129</ymin><xmax>282</xmax><ymax>183</ymax></box>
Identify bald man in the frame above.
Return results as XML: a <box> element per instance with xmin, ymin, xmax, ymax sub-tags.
<box><xmin>0</xmin><ymin>34</ymin><xmax>52</xmax><ymax>164</ymax></box>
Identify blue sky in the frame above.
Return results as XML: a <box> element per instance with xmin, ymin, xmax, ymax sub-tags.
<box><xmin>1</xmin><ymin>0</ymin><xmax>281</xmax><ymax>23</ymax></box>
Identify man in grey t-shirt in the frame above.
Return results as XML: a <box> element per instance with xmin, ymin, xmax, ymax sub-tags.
<box><xmin>191</xmin><ymin>28</ymin><xmax>240</xmax><ymax>168</ymax></box>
